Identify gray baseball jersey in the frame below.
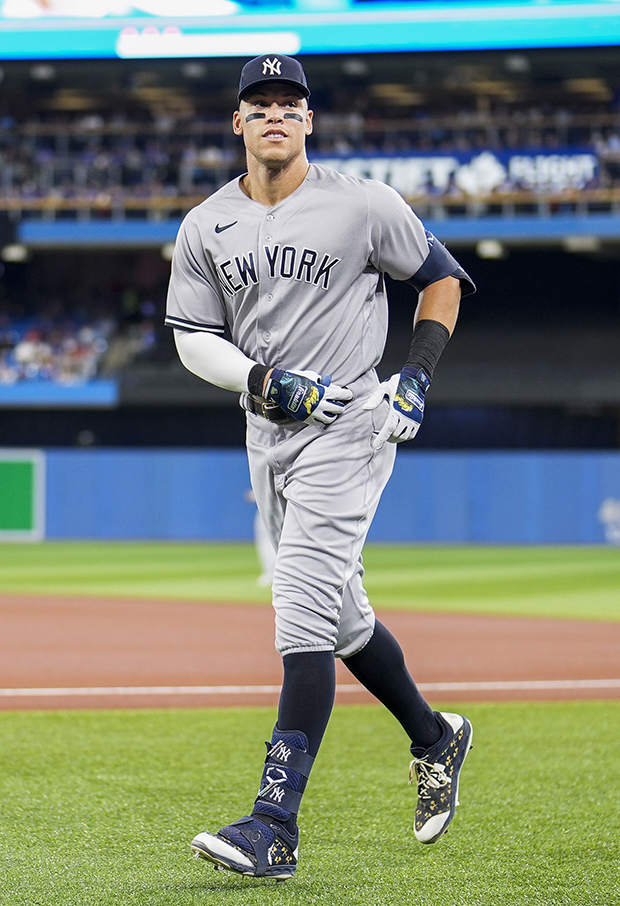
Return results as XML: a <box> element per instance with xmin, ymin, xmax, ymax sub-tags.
<box><xmin>166</xmin><ymin>163</ymin><xmax>472</xmax><ymax>658</ymax></box>
<box><xmin>166</xmin><ymin>163</ymin><xmax>438</xmax><ymax>385</ymax></box>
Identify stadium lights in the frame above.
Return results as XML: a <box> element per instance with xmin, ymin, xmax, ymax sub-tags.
<box><xmin>562</xmin><ymin>236</ymin><xmax>601</xmax><ymax>253</ymax></box>
<box><xmin>503</xmin><ymin>54</ymin><xmax>530</xmax><ymax>73</ymax></box>
<box><xmin>30</xmin><ymin>64</ymin><xmax>56</xmax><ymax>81</ymax></box>
<box><xmin>181</xmin><ymin>62</ymin><xmax>207</xmax><ymax>79</ymax></box>
<box><xmin>476</xmin><ymin>240</ymin><xmax>507</xmax><ymax>260</ymax></box>
<box><xmin>341</xmin><ymin>58</ymin><xmax>369</xmax><ymax>77</ymax></box>
<box><xmin>1</xmin><ymin>244</ymin><xmax>30</xmax><ymax>263</ymax></box>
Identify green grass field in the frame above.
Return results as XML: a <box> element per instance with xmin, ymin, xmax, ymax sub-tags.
<box><xmin>1</xmin><ymin>540</ymin><xmax>619</xmax><ymax>620</ymax></box>
<box><xmin>1</xmin><ymin>702</ymin><xmax>619</xmax><ymax>906</ymax></box>
<box><xmin>2</xmin><ymin>542</ymin><xmax>619</xmax><ymax>903</ymax></box>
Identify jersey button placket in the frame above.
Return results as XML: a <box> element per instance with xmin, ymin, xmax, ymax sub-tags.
<box><xmin>259</xmin><ymin>213</ymin><xmax>278</xmax><ymax>357</ymax></box>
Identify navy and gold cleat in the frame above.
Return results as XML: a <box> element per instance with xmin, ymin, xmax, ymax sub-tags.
<box><xmin>409</xmin><ymin>711</ymin><xmax>473</xmax><ymax>844</ymax></box>
<box><xmin>191</xmin><ymin>815</ymin><xmax>298</xmax><ymax>880</ymax></box>
<box><xmin>191</xmin><ymin>728</ymin><xmax>312</xmax><ymax>880</ymax></box>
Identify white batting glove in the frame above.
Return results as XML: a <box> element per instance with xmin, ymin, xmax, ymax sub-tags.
<box><xmin>363</xmin><ymin>367</ymin><xmax>431</xmax><ymax>451</ymax></box>
<box><xmin>266</xmin><ymin>368</ymin><xmax>353</xmax><ymax>427</ymax></box>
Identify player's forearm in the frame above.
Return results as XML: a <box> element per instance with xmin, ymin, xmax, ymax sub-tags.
<box><xmin>405</xmin><ymin>276</ymin><xmax>461</xmax><ymax>380</ymax></box>
<box><xmin>414</xmin><ymin>275</ymin><xmax>461</xmax><ymax>336</ymax></box>
<box><xmin>174</xmin><ymin>329</ymin><xmax>255</xmax><ymax>393</ymax></box>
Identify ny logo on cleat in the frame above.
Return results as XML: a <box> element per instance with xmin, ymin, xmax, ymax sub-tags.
<box><xmin>269</xmin><ymin>786</ymin><xmax>286</xmax><ymax>803</ymax></box>
<box><xmin>259</xmin><ymin>765</ymin><xmax>288</xmax><ymax>799</ymax></box>
<box><xmin>270</xmin><ymin>742</ymin><xmax>291</xmax><ymax>762</ymax></box>
<box><xmin>262</xmin><ymin>58</ymin><xmax>282</xmax><ymax>76</ymax></box>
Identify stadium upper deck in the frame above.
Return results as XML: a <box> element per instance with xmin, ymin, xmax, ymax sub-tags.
<box><xmin>2</xmin><ymin>48</ymin><xmax>620</xmax><ymax>244</ymax></box>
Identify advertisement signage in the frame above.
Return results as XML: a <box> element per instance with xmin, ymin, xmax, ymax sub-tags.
<box><xmin>1</xmin><ymin>1</ymin><xmax>620</xmax><ymax>58</ymax></box>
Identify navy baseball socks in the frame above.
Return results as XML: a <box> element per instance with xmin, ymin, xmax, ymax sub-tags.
<box><xmin>191</xmin><ymin>726</ymin><xmax>313</xmax><ymax>880</ymax></box>
<box><xmin>344</xmin><ymin>621</ymin><xmax>473</xmax><ymax>843</ymax></box>
<box><xmin>409</xmin><ymin>711</ymin><xmax>473</xmax><ymax>843</ymax></box>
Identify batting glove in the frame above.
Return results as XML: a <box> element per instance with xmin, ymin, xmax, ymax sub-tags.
<box><xmin>266</xmin><ymin>368</ymin><xmax>353</xmax><ymax>427</ymax></box>
<box><xmin>363</xmin><ymin>367</ymin><xmax>431</xmax><ymax>451</ymax></box>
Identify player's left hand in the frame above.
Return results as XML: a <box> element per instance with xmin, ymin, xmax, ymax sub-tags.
<box><xmin>363</xmin><ymin>367</ymin><xmax>430</xmax><ymax>451</ymax></box>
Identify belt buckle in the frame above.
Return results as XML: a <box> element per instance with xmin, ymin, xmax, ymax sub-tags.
<box><xmin>261</xmin><ymin>400</ymin><xmax>283</xmax><ymax>421</ymax></box>
<box><xmin>247</xmin><ymin>394</ymin><xmax>284</xmax><ymax>423</ymax></box>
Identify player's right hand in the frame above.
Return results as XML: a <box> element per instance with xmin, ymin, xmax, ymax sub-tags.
<box><xmin>266</xmin><ymin>368</ymin><xmax>353</xmax><ymax>427</ymax></box>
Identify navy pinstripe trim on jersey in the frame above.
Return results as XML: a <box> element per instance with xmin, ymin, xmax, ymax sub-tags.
<box><xmin>407</xmin><ymin>231</ymin><xmax>476</xmax><ymax>297</ymax></box>
<box><xmin>164</xmin><ymin>316</ymin><xmax>225</xmax><ymax>333</ymax></box>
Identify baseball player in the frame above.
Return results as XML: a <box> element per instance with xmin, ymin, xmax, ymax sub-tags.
<box><xmin>165</xmin><ymin>54</ymin><xmax>476</xmax><ymax>880</ymax></box>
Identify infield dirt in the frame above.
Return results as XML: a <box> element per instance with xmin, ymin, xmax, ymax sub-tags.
<box><xmin>1</xmin><ymin>593</ymin><xmax>618</xmax><ymax>709</ymax></box>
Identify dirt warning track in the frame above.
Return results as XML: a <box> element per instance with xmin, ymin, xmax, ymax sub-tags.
<box><xmin>1</xmin><ymin>594</ymin><xmax>618</xmax><ymax>709</ymax></box>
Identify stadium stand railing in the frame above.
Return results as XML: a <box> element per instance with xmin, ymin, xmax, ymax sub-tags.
<box><xmin>2</xmin><ymin>189</ymin><xmax>620</xmax><ymax>221</ymax></box>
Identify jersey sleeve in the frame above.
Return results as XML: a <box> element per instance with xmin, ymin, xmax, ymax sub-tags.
<box><xmin>164</xmin><ymin>211</ymin><xmax>226</xmax><ymax>334</ymax></box>
<box><xmin>366</xmin><ymin>180</ymin><xmax>431</xmax><ymax>280</ymax></box>
<box><xmin>366</xmin><ymin>180</ymin><xmax>475</xmax><ymax>296</ymax></box>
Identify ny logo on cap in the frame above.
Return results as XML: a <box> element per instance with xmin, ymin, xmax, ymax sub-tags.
<box><xmin>262</xmin><ymin>57</ymin><xmax>282</xmax><ymax>76</ymax></box>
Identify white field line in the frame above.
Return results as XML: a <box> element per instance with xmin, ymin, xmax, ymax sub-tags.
<box><xmin>1</xmin><ymin>679</ymin><xmax>620</xmax><ymax>698</ymax></box>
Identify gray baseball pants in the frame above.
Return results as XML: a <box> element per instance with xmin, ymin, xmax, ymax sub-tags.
<box><xmin>246</xmin><ymin>371</ymin><xmax>396</xmax><ymax>658</ymax></box>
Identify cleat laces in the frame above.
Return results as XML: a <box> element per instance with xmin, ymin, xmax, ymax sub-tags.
<box><xmin>409</xmin><ymin>758</ymin><xmax>452</xmax><ymax>799</ymax></box>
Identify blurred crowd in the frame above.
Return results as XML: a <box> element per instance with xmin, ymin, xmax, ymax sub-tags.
<box><xmin>0</xmin><ymin>299</ymin><xmax>157</xmax><ymax>385</ymax></box>
<box><xmin>2</xmin><ymin>100</ymin><xmax>620</xmax><ymax>207</ymax></box>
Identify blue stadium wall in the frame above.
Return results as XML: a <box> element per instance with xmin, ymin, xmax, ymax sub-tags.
<box><xmin>40</xmin><ymin>448</ymin><xmax>620</xmax><ymax>544</ymax></box>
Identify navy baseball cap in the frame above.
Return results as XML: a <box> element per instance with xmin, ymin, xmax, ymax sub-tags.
<box><xmin>237</xmin><ymin>54</ymin><xmax>310</xmax><ymax>103</ymax></box>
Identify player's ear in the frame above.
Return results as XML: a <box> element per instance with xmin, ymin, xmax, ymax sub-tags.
<box><xmin>305</xmin><ymin>109</ymin><xmax>313</xmax><ymax>136</ymax></box>
<box><xmin>232</xmin><ymin>109</ymin><xmax>243</xmax><ymax>135</ymax></box>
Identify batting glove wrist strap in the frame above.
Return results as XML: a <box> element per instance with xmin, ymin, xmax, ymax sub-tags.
<box><xmin>400</xmin><ymin>365</ymin><xmax>431</xmax><ymax>393</ymax></box>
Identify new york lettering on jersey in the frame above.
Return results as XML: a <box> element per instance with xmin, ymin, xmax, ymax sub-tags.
<box><xmin>215</xmin><ymin>246</ymin><xmax>341</xmax><ymax>297</ymax></box>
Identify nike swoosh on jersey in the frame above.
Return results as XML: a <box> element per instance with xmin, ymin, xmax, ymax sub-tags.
<box><xmin>215</xmin><ymin>221</ymin><xmax>238</xmax><ymax>233</ymax></box>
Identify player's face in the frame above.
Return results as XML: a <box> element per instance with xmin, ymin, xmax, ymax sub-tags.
<box><xmin>233</xmin><ymin>84</ymin><xmax>313</xmax><ymax>168</ymax></box>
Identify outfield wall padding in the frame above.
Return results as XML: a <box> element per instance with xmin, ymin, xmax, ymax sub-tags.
<box><xmin>38</xmin><ymin>449</ymin><xmax>620</xmax><ymax>544</ymax></box>
<box><xmin>0</xmin><ymin>449</ymin><xmax>45</xmax><ymax>541</ymax></box>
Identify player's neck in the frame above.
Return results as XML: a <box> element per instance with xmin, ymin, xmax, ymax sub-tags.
<box><xmin>242</xmin><ymin>155</ymin><xmax>310</xmax><ymax>207</ymax></box>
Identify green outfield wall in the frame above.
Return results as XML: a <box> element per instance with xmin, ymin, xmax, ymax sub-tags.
<box><xmin>0</xmin><ymin>450</ymin><xmax>45</xmax><ymax>541</ymax></box>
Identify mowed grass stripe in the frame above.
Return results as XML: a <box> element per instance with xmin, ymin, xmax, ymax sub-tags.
<box><xmin>0</xmin><ymin>542</ymin><xmax>266</xmax><ymax>598</ymax></box>
<box><xmin>368</xmin><ymin>590</ymin><xmax>620</xmax><ymax>621</ymax></box>
<box><xmin>1</xmin><ymin>541</ymin><xmax>619</xmax><ymax>621</ymax></box>
<box><xmin>366</xmin><ymin>569</ymin><xmax>620</xmax><ymax>600</ymax></box>
<box><xmin>3</xmin><ymin>541</ymin><xmax>618</xmax><ymax>560</ymax></box>
<box><xmin>4</xmin><ymin>554</ymin><xmax>618</xmax><ymax>582</ymax></box>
